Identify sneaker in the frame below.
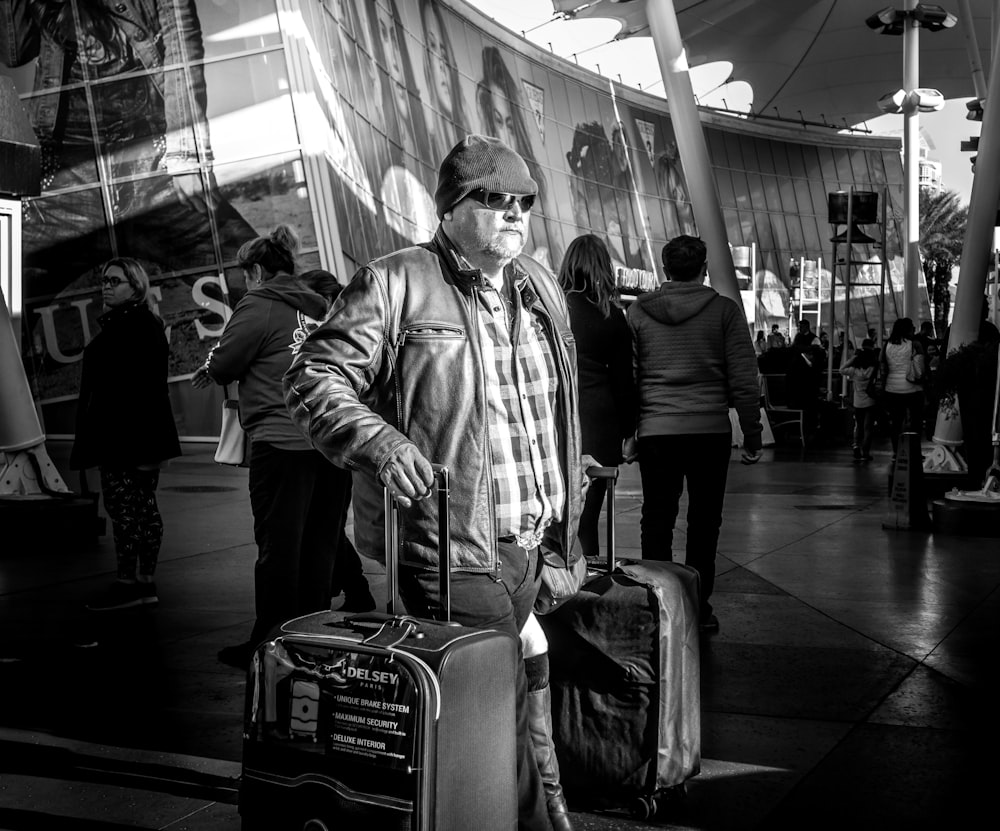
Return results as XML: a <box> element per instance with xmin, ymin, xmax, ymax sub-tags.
<box><xmin>136</xmin><ymin>581</ymin><xmax>159</xmax><ymax>607</ymax></box>
<box><xmin>218</xmin><ymin>642</ymin><xmax>256</xmax><ymax>671</ymax></box>
<box><xmin>86</xmin><ymin>581</ymin><xmax>143</xmax><ymax>612</ymax></box>
<box><xmin>852</xmin><ymin>446</ymin><xmax>862</xmax><ymax>460</ymax></box>
<box><xmin>699</xmin><ymin>614</ymin><xmax>720</xmax><ymax>634</ymax></box>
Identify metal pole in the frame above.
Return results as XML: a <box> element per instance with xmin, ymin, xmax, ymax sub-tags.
<box><xmin>958</xmin><ymin>0</ymin><xmax>988</xmax><ymax>101</ymax></box>
<box><xmin>902</xmin><ymin>0</ymin><xmax>921</xmax><ymax>322</ymax></box>
<box><xmin>645</xmin><ymin>0</ymin><xmax>742</xmax><ymax>308</ymax></box>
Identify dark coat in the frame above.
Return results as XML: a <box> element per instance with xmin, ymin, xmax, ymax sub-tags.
<box><xmin>565</xmin><ymin>293</ymin><xmax>636</xmax><ymax>465</ymax></box>
<box><xmin>70</xmin><ymin>301</ymin><xmax>181</xmax><ymax>470</ymax></box>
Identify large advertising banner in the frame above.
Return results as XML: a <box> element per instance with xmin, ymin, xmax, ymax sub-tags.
<box><xmin>0</xmin><ymin>0</ymin><xmax>904</xmax><ymax>434</ymax></box>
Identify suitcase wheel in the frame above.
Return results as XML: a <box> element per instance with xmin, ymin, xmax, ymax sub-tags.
<box><xmin>630</xmin><ymin>796</ymin><xmax>656</xmax><ymax>821</ymax></box>
<box><xmin>630</xmin><ymin>785</ymin><xmax>688</xmax><ymax>821</ymax></box>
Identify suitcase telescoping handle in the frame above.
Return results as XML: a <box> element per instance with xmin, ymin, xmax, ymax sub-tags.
<box><xmin>586</xmin><ymin>465</ymin><xmax>618</xmax><ymax>573</ymax></box>
<box><xmin>383</xmin><ymin>464</ymin><xmax>451</xmax><ymax>620</ymax></box>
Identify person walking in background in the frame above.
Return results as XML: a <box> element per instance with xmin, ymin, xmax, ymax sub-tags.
<box><xmin>285</xmin><ymin>135</ymin><xmax>589</xmax><ymax>831</ymax></box>
<box><xmin>298</xmin><ymin>268</ymin><xmax>376</xmax><ymax>614</ymax></box>
<box><xmin>557</xmin><ymin>234</ymin><xmax>636</xmax><ymax>562</ymax></box>
<box><xmin>766</xmin><ymin>323</ymin><xmax>786</xmax><ymax>350</ymax></box>
<box><xmin>191</xmin><ymin>226</ymin><xmax>348</xmax><ymax>670</ymax></box>
<box><xmin>626</xmin><ymin>235</ymin><xmax>762</xmax><ymax>635</ymax></box>
<box><xmin>881</xmin><ymin>317</ymin><xmax>926</xmax><ymax>457</ymax></box>
<box><xmin>842</xmin><ymin>338</ymin><xmax>879</xmax><ymax>462</ymax></box>
<box><xmin>72</xmin><ymin>258</ymin><xmax>181</xmax><ymax>611</ymax></box>
<box><xmin>754</xmin><ymin>329</ymin><xmax>767</xmax><ymax>357</ymax></box>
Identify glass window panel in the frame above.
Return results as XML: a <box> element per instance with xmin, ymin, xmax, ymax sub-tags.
<box><xmin>755</xmin><ymin>138</ymin><xmax>776</xmax><ymax>174</ymax></box>
<box><xmin>794</xmin><ymin>179</ymin><xmax>815</xmax><ymax>219</ymax></box>
<box><xmin>723</xmin><ymin>208</ymin><xmax>742</xmax><ymax>242</ymax></box>
<box><xmin>784</xmin><ymin>143</ymin><xmax>808</xmax><ymax>179</ymax></box>
<box><xmin>21</xmin><ymin>188</ymin><xmax>112</xmax><ymax>303</ymax></box>
<box><xmin>770</xmin><ymin>211</ymin><xmax>790</xmax><ymax>252</ymax></box>
<box><xmin>197</xmin><ymin>0</ymin><xmax>282</xmax><ymax>60</ymax></box>
<box><xmin>730</xmin><ymin>169</ymin><xmax>751</xmax><ymax>209</ymax></box>
<box><xmin>799</xmin><ymin>144</ymin><xmax>822</xmax><ymax>181</ymax></box>
<box><xmin>110</xmin><ymin>172</ymin><xmax>217</xmax><ymax>270</ymax></box>
<box><xmin>203</xmin><ymin>54</ymin><xmax>298</xmax><ymax>164</ymax></box>
<box><xmin>706</xmin><ymin>129</ymin><xmax>729</xmax><ymax>167</ymax></box>
<box><xmin>817</xmin><ymin>146</ymin><xmax>839</xmax><ymax>183</ymax></box>
<box><xmin>762</xmin><ymin>174</ymin><xmax>782</xmax><ymax>213</ymax></box>
<box><xmin>778</xmin><ymin>176</ymin><xmax>799</xmax><ymax>214</ymax></box>
<box><xmin>215</xmin><ymin>153</ymin><xmax>317</xmax><ymax>252</ymax></box>
<box><xmin>746</xmin><ymin>173</ymin><xmax>766</xmax><ymax>209</ymax></box>
<box><xmin>785</xmin><ymin>213</ymin><xmax>805</xmax><ymax>253</ymax></box>
<box><xmin>740</xmin><ymin>135</ymin><xmax>760</xmax><ymax>172</ymax></box>
<box><xmin>769</xmin><ymin>142</ymin><xmax>790</xmax><ymax>177</ymax></box>
<box><xmin>716</xmin><ymin>168</ymin><xmax>736</xmax><ymax>208</ymax></box>
<box><xmin>723</xmin><ymin>132</ymin><xmax>744</xmax><ymax>171</ymax></box>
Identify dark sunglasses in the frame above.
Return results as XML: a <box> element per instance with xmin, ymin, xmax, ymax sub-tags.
<box><xmin>468</xmin><ymin>189</ymin><xmax>536</xmax><ymax>212</ymax></box>
<box><xmin>101</xmin><ymin>276</ymin><xmax>128</xmax><ymax>287</ymax></box>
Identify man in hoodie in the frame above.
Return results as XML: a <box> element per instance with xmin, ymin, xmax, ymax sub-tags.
<box><xmin>192</xmin><ymin>225</ymin><xmax>349</xmax><ymax>670</ymax></box>
<box><xmin>625</xmin><ymin>235</ymin><xmax>762</xmax><ymax>634</ymax></box>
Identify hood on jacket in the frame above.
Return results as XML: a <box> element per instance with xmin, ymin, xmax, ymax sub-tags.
<box><xmin>252</xmin><ymin>272</ymin><xmax>329</xmax><ymax>320</ymax></box>
<box><xmin>636</xmin><ymin>280</ymin><xmax>719</xmax><ymax>325</ymax></box>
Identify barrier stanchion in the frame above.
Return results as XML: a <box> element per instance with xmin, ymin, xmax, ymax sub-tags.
<box><xmin>883</xmin><ymin>431</ymin><xmax>931</xmax><ymax>531</ymax></box>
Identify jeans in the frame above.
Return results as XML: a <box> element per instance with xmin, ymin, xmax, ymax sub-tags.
<box><xmin>400</xmin><ymin>541</ymin><xmax>551</xmax><ymax>831</ymax></box>
<box><xmin>853</xmin><ymin>406</ymin><xmax>876</xmax><ymax>457</ymax></box>
<box><xmin>883</xmin><ymin>391</ymin><xmax>925</xmax><ymax>454</ymax></box>
<box><xmin>247</xmin><ymin>441</ymin><xmax>350</xmax><ymax>646</ymax></box>
<box><xmin>637</xmin><ymin>432</ymin><xmax>733</xmax><ymax>619</ymax></box>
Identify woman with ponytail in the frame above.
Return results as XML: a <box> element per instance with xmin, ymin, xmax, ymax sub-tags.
<box><xmin>192</xmin><ymin>225</ymin><xmax>347</xmax><ymax>669</ymax></box>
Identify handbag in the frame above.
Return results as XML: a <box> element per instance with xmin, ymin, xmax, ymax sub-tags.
<box><xmin>905</xmin><ymin>345</ymin><xmax>926</xmax><ymax>384</ymax></box>
<box><xmin>534</xmin><ymin>553</ymin><xmax>589</xmax><ymax>615</ymax></box>
<box><xmin>214</xmin><ymin>386</ymin><xmax>249</xmax><ymax>466</ymax></box>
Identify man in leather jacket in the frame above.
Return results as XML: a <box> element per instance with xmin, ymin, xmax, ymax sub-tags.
<box><xmin>285</xmin><ymin>135</ymin><xmax>585</xmax><ymax>831</ymax></box>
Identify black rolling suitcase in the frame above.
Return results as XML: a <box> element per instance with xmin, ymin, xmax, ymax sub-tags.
<box><xmin>239</xmin><ymin>467</ymin><xmax>519</xmax><ymax>831</ymax></box>
<box><xmin>539</xmin><ymin>467</ymin><xmax>702</xmax><ymax>821</ymax></box>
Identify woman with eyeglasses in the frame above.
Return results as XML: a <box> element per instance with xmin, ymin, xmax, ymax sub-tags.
<box><xmin>71</xmin><ymin>257</ymin><xmax>181</xmax><ymax>612</ymax></box>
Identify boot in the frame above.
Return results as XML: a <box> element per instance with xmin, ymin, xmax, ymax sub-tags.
<box><xmin>527</xmin><ymin>685</ymin><xmax>574</xmax><ymax>831</ymax></box>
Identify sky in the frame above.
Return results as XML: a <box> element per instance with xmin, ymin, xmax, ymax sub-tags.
<box><xmin>464</xmin><ymin>0</ymin><xmax>981</xmax><ymax>205</ymax></box>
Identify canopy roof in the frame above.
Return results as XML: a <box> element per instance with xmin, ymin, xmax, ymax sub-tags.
<box><xmin>552</xmin><ymin>0</ymin><xmax>995</xmax><ymax>127</ymax></box>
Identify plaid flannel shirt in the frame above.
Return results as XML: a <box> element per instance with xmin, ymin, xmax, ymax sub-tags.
<box><xmin>477</xmin><ymin>272</ymin><xmax>565</xmax><ymax>549</ymax></box>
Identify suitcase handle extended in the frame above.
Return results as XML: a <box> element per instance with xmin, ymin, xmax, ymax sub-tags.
<box><xmin>383</xmin><ymin>464</ymin><xmax>452</xmax><ymax>621</ymax></box>
<box><xmin>586</xmin><ymin>465</ymin><xmax>618</xmax><ymax>573</ymax></box>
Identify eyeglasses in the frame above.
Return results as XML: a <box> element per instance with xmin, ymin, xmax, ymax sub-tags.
<box><xmin>468</xmin><ymin>189</ymin><xmax>535</xmax><ymax>213</ymax></box>
<box><xmin>101</xmin><ymin>276</ymin><xmax>127</xmax><ymax>287</ymax></box>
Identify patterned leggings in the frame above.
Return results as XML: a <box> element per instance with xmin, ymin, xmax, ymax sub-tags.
<box><xmin>100</xmin><ymin>467</ymin><xmax>163</xmax><ymax>580</ymax></box>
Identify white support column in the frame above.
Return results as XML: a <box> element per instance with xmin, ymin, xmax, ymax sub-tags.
<box><xmin>644</xmin><ymin>0</ymin><xmax>741</xmax><ymax>308</ymax></box>
<box><xmin>902</xmin><ymin>0</ymin><xmax>921</xmax><ymax>322</ymax></box>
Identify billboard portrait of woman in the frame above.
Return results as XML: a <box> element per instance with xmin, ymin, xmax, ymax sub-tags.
<box><xmin>418</xmin><ymin>0</ymin><xmax>469</xmax><ymax>164</ymax></box>
<box><xmin>476</xmin><ymin>44</ymin><xmax>558</xmax><ymax>271</ymax></box>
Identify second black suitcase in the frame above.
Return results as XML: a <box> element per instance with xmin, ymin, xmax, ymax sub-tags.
<box><xmin>539</xmin><ymin>467</ymin><xmax>702</xmax><ymax>820</ymax></box>
<box><xmin>239</xmin><ymin>467</ymin><xmax>519</xmax><ymax>831</ymax></box>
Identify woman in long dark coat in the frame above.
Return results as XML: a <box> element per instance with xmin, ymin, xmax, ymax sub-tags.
<box><xmin>71</xmin><ymin>257</ymin><xmax>181</xmax><ymax>611</ymax></box>
<box><xmin>558</xmin><ymin>234</ymin><xmax>637</xmax><ymax>559</ymax></box>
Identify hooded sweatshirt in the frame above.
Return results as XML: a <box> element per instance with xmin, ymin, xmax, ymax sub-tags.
<box><xmin>208</xmin><ymin>272</ymin><xmax>329</xmax><ymax>450</ymax></box>
<box><xmin>626</xmin><ymin>280</ymin><xmax>762</xmax><ymax>451</ymax></box>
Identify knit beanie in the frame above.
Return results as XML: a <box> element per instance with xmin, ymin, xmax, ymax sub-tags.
<box><xmin>434</xmin><ymin>135</ymin><xmax>537</xmax><ymax>219</ymax></box>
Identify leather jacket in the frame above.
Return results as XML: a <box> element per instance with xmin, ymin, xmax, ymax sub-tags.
<box><xmin>0</xmin><ymin>0</ymin><xmax>209</xmax><ymax>171</ymax></box>
<box><xmin>285</xmin><ymin>228</ymin><xmax>583</xmax><ymax>575</ymax></box>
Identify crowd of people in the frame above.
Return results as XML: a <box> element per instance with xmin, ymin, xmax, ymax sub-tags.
<box><xmin>69</xmin><ymin>130</ymin><xmax>999</xmax><ymax>831</ymax></box>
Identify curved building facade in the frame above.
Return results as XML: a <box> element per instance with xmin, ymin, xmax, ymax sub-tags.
<box><xmin>0</xmin><ymin>0</ymin><xmax>908</xmax><ymax>437</ymax></box>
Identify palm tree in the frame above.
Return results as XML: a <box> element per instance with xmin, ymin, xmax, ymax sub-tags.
<box><xmin>919</xmin><ymin>188</ymin><xmax>967</xmax><ymax>337</ymax></box>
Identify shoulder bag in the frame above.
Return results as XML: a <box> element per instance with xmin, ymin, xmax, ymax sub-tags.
<box><xmin>905</xmin><ymin>343</ymin><xmax>926</xmax><ymax>384</ymax></box>
<box><xmin>214</xmin><ymin>385</ymin><xmax>249</xmax><ymax>466</ymax></box>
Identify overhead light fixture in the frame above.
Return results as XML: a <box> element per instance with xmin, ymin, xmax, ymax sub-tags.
<box><xmin>911</xmin><ymin>3</ymin><xmax>957</xmax><ymax>30</ymax></box>
<box><xmin>866</xmin><ymin>7</ymin><xmax>905</xmax><ymax>33</ymax></box>
<box><xmin>866</xmin><ymin>4</ymin><xmax>957</xmax><ymax>34</ymax></box>
<box><xmin>876</xmin><ymin>87</ymin><xmax>944</xmax><ymax>114</ymax></box>
<box><xmin>877</xmin><ymin>88</ymin><xmax>908</xmax><ymax>114</ymax></box>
